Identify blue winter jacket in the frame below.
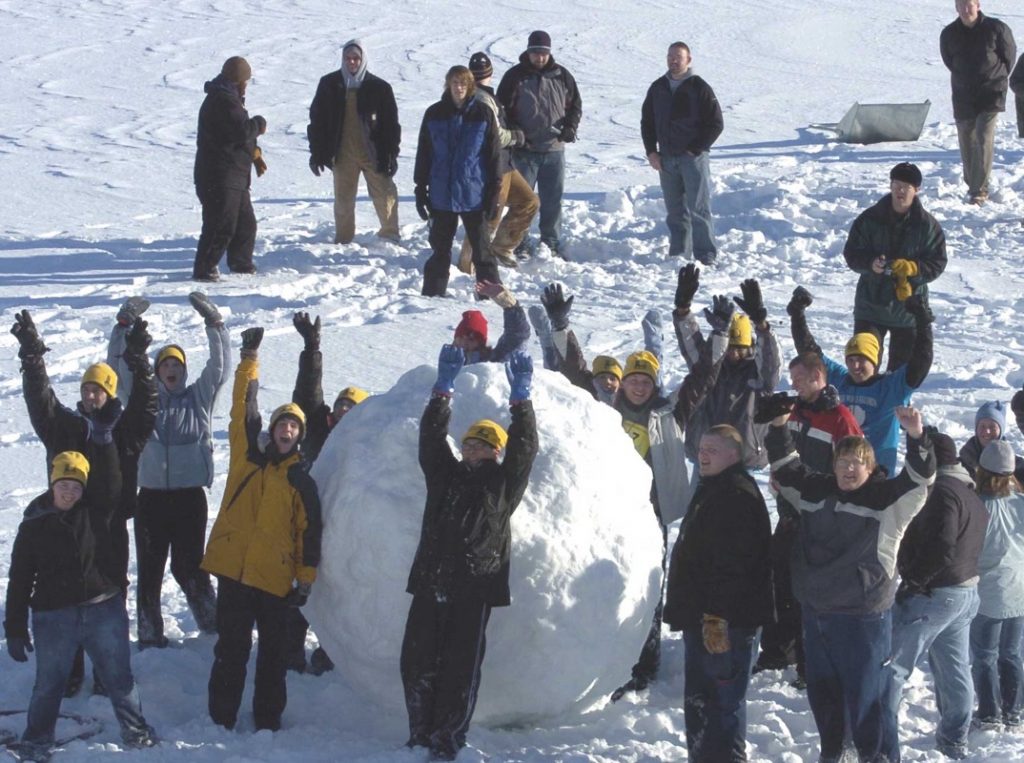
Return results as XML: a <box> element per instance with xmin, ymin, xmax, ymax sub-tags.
<box><xmin>977</xmin><ymin>493</ymin><xmax>1024</xmax><ymax>620</ymax></box>
<box><xmin>109</xmin><ymin>323</ymin><xmax>231</xmax><ymax>490</ymax></box>
<box><xmin>414</xmin><ymin>91</ymin><xmax>500</xmax><ymax>213</ymax></box>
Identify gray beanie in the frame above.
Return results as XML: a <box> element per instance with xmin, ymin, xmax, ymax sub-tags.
<box><xmin>980</xmin><ymin>440</ymin><xmax>1016</xmax><ymax>476</ymax></box>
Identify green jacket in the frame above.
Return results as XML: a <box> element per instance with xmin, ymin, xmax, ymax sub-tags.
<box><xmin>843</xmin><ymin>195</ymin><xmax>946</xmax><ymax>328</ymax></box>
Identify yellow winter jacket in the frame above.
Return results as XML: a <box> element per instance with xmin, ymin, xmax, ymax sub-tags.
<box><xmin>201</xmin><ymin>356</ymin><xmax>321</xmax><ymax>597</ymax></box>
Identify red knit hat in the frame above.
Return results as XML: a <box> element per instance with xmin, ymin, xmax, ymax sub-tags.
<box><xmin>454</xmin><ymin>310</ymin><xmax>488</xmax><ymax>345</ymax></box>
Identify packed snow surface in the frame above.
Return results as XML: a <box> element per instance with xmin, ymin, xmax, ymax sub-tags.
<box><xmin>2</xmin><ymin>0</ymin><xmax>1024</xmax><ymax>760</ymax></box>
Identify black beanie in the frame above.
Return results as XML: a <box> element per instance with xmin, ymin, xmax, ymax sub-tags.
<box><xmin>527</xmin><ymin>30</ymin><xmax>551</xmax><ymax>51</ymax></box>
<box><xmin>890</xmin><ymin>162</ymin><xmax>922</xmax><ymax>188</ymax></box>
<box><xmin>469</xmin><ymin>52</ymin><xmax>493</xmax><ymax>81</ymax></box>
<box><xmin>931</xmin><ymin>432</ymin><xmax>959</xmax><ymax>467</ymax></box>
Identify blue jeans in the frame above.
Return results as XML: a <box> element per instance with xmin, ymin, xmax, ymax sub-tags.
<box><xmin>889</xmin><ymin>585</ymin><xmax>978</xmax><ymax>749</ymax></box>
<box><xmin>659</xmin><ymin>152</ymin><xmax>717</xmax><ymax>262</ymax></box>
<box><xmin>803</xmin><ymin>608</ymin><xmax>898</xmax><ymax>763</ymax></box>
<box><xmin>970</xmin><ymin>614</ymin><xmax>1024</xmax><ymax>723</ymax></box>
<box><xmin>683</xmin><ymin>626</ymin><xmax>759</xmax><ymax>763</ymax></box>
<box><xmin>25</xmin><ymin>595</ymin><xmax>149</xmax><ymax>745</ymax></box>
<box><xmin>512</xmin><ymin>149</ymin><xmax>565</xmax><ymax>249</ymax></box>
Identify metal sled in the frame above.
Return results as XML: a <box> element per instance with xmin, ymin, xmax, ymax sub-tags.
<box><xmin>813</xmin><ymin>100</ymin><xmax>931</xmax><ymax>144</ymax></box>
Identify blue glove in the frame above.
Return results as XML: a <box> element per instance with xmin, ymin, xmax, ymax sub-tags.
<box><xmin>433</xmin><ymin>344</ymin><xmax>464</xmax><ymax>396</ymax></box>
<box><xmin>506</xmin><ymin>351</ymin><xmax>533</xmax><ymax>402</ymax></box>
<box><xmin>7</xmin><ymin>635</ymin><xmax>33</xmax><ymax>662</ymax></box>
<box><xmin>89</xmin><ymin>397</ymin><xmax>124</xmax><ymax>445</ymax></box>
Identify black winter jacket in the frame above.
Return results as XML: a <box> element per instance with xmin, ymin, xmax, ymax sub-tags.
<box><xmin>1011</xmin><ymin>53</ymin><xmax>1024</xmax><ymax>138</ymax></box>
<box><xmin>307</xmin><ymin>70</ymin><xmax>400</xmax><ymax>172</ymax></box>
<box><xmin>663</xmin><ymin>463</ymin><xmax>774</xmax><ymax>630</ymax></box>
<box><xmin>897</xmin><ymin>465</ymin><xmax>988</xmax><ymax>592</ymax></box>
<box><xmin>4</xmin><ymin>441</ymin><xmax>122</xmax><ymax>640</ymax></box>
<box><xmin>407</xmin><ymin>397</ymin><xmax>538</xmax><ymax>607</ymax></box>
<box><xmin>640</xmin><ymin>72</ymin><xmax>723</xmax><ymax>157</ymax></box>
<box><xmin>292</xmin><ymin>349</ymin><xmax>333</xmax><ymax>464</ymax></box>
<box><xmin>940</xmin><ymin>12</ymin><xmax>1017</xmax><ymax>120</ymax></box>
<box><xmin>22</xmin><ymin>352</ymin><xmax>157</xmax><ymax>524</ymax></box>
<box><xmin>843</xmin><ymin>195</ymin><xmax>947</xmax><ymax>329</ymax></box>
<box><xmin>194</xmin><ymin>75</ymin><xmax>266</xmax><ymax>191</ymax></box>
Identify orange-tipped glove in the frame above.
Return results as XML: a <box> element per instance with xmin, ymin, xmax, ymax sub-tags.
<box><xmin>702</xmin><ymin>614</ymin><xmax>730</xmax><ymax>654</ymax></box>
<box><xmin>889</xmin><ymin>259</ymin><xmax>918</xmax><ymax>278</ymax></box>
<box><xmin>253</xmin><ymin>146</ymin><xmax>267</xmax><ymax>177</ymax></box>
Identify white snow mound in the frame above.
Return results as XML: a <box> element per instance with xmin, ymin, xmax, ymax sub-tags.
<box><xmin>305</xmin><ymin>362</ymin><xmax>665</xmax><ymax>725</ymax></box>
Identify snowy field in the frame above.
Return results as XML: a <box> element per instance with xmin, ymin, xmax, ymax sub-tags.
<box><xmin>3</xmin><ymin>0</ymin><xmax>1024</xmax><ymax>760</ymax></box>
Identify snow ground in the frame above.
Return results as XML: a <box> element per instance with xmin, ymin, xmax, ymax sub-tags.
<box><xmin>2</xmin><ymin>0</ymin><xmax>1024</xmax><ymax>759</ymax></box>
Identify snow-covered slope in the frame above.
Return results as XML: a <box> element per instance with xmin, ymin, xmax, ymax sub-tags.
<box><xmin>1</xmin><ymin>0</ymin><xmax>1023</xmax><ymax>760</ymax></box>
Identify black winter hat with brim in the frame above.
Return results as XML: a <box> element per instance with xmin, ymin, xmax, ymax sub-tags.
<box><xmin>527</xmin><ymin>30</ymin><xmax>551</xmax><ymax>52</ymax></box>
<box><xmin>890</xmin><ymin>162</ymin><xmax>922</xmax><ymax>188</ymax></box>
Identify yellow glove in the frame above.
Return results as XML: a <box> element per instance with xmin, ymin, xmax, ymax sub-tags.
<box><xmin>702</xmin><ymin>614</ymin><xmax>730</xmax><ymax>654</ymax></box>
<box><xmin>253</xmin><ymin>146</ymin><xmax>268</xmax><ymax>177</ymax></box>
<box><xmin>894</xmin><ymin>274</ymin><xmax>913</xmax><ymax>301</ymax></box>
<box><xmin>889</xmin><ymin>258</ymin><xmax>918</xmax><ymax>278</ymax></box>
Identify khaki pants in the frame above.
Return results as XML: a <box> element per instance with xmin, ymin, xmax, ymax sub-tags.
<box><xmin>332</xmin><ymin>152</ymin><xmax>399</xmax><ymax>244</ymax></box>
<box><xmin>458</xmin><ymin>169</ymin><xmax>538</xmax><ymax>269</ymax></box>
<box><xmin>955</xmin><ymin>112</ymin><xmax>998</xmax><ymax>198</ymax></box>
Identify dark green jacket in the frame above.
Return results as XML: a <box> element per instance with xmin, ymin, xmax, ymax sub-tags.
<box><xmin>843</xmin><ymin>195</ymin><xmax>946</xmax><ymax>328</ymax></box>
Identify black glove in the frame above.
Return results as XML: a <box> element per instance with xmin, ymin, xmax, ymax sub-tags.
<box><xmin>241</xmin><ymin>327</ymin><xmax>264</xmax><ymax>352</ymax></box>
<box><xmin>1011</xmin><ymin>389</ymin><xmax>1024</xmax><ymax>418</ymax></box>
<box><xmin>904</xmin><ymin>294</ymin><xmax>934</xmax><ymax>324</ymax></box>
<box><xmin>309</xmin><ymin>156</ymin><xmax>326</xmax><ymax>177</ymax></box>
<box><xmin>285</xmin><ymin>582</ymin><xmax>311</xmax><ymax>608</ymax></box>
<box><xmin>787</xmin><ymin>286</ymin><xmax>813</xmax><ymax>317</ymax></box>
<box><xmin>188</xmin><ymin>291</ymin><xmax>222</xmax><ymax>326</ymax></box>
<box><xmin>541</xmin><ymin>282</ymin><xmax>573</xmax><ymax>331</ymax></box>
<box><xmin>7</xmin><ymin>636</ymin><xmax>32</xmax><ymax>663</ymax></box>
<box><xmin>754</xmin><ymin>391</ymin><xmax>797</xmax><ymax>424</ymax></box>
<box><xmin>510</xmin><ymin>128</ymin><xmax>526</xmax><ymax>148</ymax></box>
<box><xmin>734</xmin><ymin>279</ymin><xmax>767</xmax><ymax>325</ymax></box>
<box><xmin>89</xmin><ymin>397</ymin><xmax>124</xmax><ymax>445</ymax></box>
<box><xmin>379</xmin><ymin>155</ymin><xmax>398</xmax><ymax>178</ymax></box>
<box><xmin>415</xmin><ymin>186</ymin><xmax>432</xmax><ymax>221</ymax></box>
<box><xmin>11</xmin><ymin>309</ymin><xmax>47</xmax><ymax>358</ymax></box>
<box><xmin>293</xmin><ymin>312</ymin><xmax>321</xmax><ymax>352</ymax></box>
<box><xmin>703</xmin><ymin>294</ymin><xmax>735</xmax><ymax>332</ymax></box>
<box><xmin>675</xmin><ymin>263</ymin><xmax>700</xmax><ymax>311</ymax></box>
<box><xmin>116</xmin><ymin>297</ymin><xmax>150</xmax><ymax>327</ymax></box>
<box><xmin>558</xmin><ymin>124</ymin><xmax>577</xmax><ymax>143</ymax></box>
<box><xmin>124</xmin><ymin>318</ymin><xmax>152</xmax><ymax>357</ymax></box>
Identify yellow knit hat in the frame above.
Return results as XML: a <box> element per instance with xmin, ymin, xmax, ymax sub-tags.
<box><xmin>269</xmin><ymin>403</ymin><xmax>307</xmax><ymax>440</ymax></box>
<box><xmin>591</xmin><ymin>355</ymin><xmax>623</xmax><ymax>380</ymax></box>
<box><xmin>729</xmin><ymin>314</ymin><xmax>753</xmax><ymax>348</ymax></box>
<box><xmin>845</xmin><ymin>333</ymin><xmax>880</xmax><ymax>367</ymax></box>
<box><xmin>462</xmin><ymin>419</ymin><xmax>508</xmax><ymax>450</ymax></box>
<box><xmin>335</xmin><ymin>386</ymin><xmax>369</xmax><ymax>406</ymax></box>
<box><xmin>156</xmin><ymin>344</ymin><xmax>186</xmax><ymax>368</ymax></box>
<box><xmin>81</xmin><ymin>362</ymin><xmax>118</xmax><ymax>398</ymax></box>
<box><xmin>623</xmin><ymin>350</ymin><xmax>659</xmax><ymax>381</ymax></box>
<box><xmin>50</xmin><ymin>451</ymin><xmax>89</xmax><ymax>486</ymax></box>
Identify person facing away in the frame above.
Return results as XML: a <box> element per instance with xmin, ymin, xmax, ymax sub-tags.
<box><xmin>307</xmin><ymin>39</ymin><xmax>401</xmax><ymax>245</ymax></box>
<box><xmin>192</xmin><ymin>56</ymin><xmax>267</xmax><ymax>281</ymax></box>
<box><xmin>842</xmin><ymin>162</ymin><xmax>947</xmax><ymax>372</ymax></box>
<box><xmin>940</xmin><ymin>0</ymin><xmax>1016</xmax><ymax>205</ymax></box>
<box><xmin>641</xmin><ymin>41</ymin><xmax>723</xmax><ymax>266</ymax></box>
<box><xmin>401</xmin><ymin>345</ymin><xmax>537</xmax><ymax>761</ymax></box>
<box><xmin>201</xmin><ymin>327</ymin><xmax>322</xmax><ymax>732</ymax></box>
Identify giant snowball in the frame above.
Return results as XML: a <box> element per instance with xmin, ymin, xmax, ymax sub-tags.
<box><xmin>305</xmin><ymin>362</ymin><xmax>665</xmax><ymax>725</ymax></box>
